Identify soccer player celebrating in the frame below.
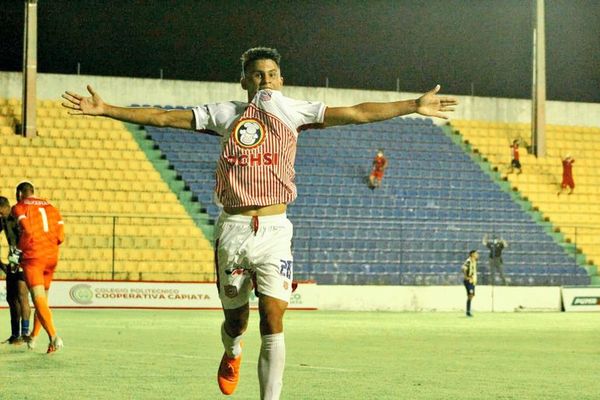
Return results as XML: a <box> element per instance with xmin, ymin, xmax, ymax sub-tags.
<box><xmin>462</xmin><ymin>250</ymin><xmax>479</xmax><ymax>317</ymax></box>
<box><xmin>62</xmin><ymin>47</ymin><xmax>457</xmax><ymax>399</ymax></box>
<box><xmin>12</xmin><ymin>182</ymin><xmax>65</xmax><ymax>353</ymax></box>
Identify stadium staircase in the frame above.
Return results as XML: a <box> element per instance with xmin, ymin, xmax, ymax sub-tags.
<box><xmin>0</xmin><ymin>98</ymin><xmax>214</xmax><ymax>282</ymax></box>
<box><xmin>146</xmin><ymin>114</ymin><xmax>589</xmax><ymax>286</ymax></box>
<box><xmin>451</xmin><ymin>120</ymin><xmax>600</xmax><ymax>285</ymax></box>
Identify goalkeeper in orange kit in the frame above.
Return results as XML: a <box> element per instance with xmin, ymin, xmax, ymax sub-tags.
<box><xmin>12</xmin><ymin>182</ymin><xmax>65</xmax><ymax>353</ymax></box>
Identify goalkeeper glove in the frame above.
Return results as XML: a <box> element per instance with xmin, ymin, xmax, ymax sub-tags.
<box><xmin>7</xmin><ymin>247</ymin><xmax>22</xmax><ymax>267</ymax></box>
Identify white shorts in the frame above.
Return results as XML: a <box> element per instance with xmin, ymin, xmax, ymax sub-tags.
<box><xmin>215</xmin><ymin>211</ymin><xmax>294</xmax><ymax>309</ymax></box>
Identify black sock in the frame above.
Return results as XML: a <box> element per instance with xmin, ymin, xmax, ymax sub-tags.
<box><xmin>466</xmin><ymin>299</ymin><xmax>472</xmax><ymax>313</ymax></box>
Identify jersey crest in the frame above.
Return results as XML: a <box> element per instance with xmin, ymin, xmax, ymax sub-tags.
<box><xmin>232</xmin><ymin>118</ymin><xmax>267</xmax><ymax>149</ymax></box>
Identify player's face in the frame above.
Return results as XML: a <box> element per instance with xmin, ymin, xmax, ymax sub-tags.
<box><xmin>242</xmin><ymin>59</ymin><xmax>283</xmax><ymax>99</ymax></box>
<box><xmin>0</xmin><ymin>206</ymin><xmax>9</xmax><ymax>217</ymax></box>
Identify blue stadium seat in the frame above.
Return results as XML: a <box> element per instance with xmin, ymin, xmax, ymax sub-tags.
<box><xmin>144</xmin><ymin>118</ymin><xmax>587</xmax><ymax>287</ymax></box>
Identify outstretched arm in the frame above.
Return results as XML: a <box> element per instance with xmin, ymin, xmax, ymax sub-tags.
<box><xmin>323</xmin><ymin>85</ymin><xmax>457</xmax><ymax>127</ymax></box>
<box><xmin>62</xmin><ymin>85</ymin><xmax>195</xmax><ymax>130</ymax></box>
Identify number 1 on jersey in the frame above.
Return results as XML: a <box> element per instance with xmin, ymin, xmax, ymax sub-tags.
<box><xmin>39</xmin><ymin>207</ymin><xmax>49</xmax><ymax>232</ymax></box>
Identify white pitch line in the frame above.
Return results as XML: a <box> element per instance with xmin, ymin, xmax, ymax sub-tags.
<box><xmin>93</xmin><ymin>348</ymin><xmax>354</xmax><ymax>372</ymax></box>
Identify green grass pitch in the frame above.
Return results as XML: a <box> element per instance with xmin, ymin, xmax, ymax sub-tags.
<box><xmin>1</xmin><ymin>309</ymin><xmax>599</xmax><ymax>399</ymax></box>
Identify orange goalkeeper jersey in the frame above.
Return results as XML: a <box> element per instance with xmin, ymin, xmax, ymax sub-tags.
<box><xmin>12</xmin><ymin>196</ymin><xmax>64</xmax><ymax>260</ymax></box>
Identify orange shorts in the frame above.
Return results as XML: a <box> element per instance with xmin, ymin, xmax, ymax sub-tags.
<box><xmin>22</xmin><ymin>258</ymin><xmax>58</xmax><ymax>290</ymax></box>
<box><xmin>370</xmin><ymin>170</ymin><xmax>384</xmax><ymax>180</ymax></box>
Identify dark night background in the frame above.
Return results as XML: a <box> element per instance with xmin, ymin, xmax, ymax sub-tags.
<box><xmin>1</xmin><ymin>0</ymin><xmax>599</xmax><ymax>102</ymax></box>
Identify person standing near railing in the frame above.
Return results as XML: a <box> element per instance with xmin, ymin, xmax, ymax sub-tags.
<box><xmin>507</xmin><ymin>139</ymin><xmax>522</xmax><ymax>174</ymax></box>
<box><xmin>483</xmin><ymin>233</ymin><xmax>508</xmax><ymax>285</ymax></box>
<box><xmin>557</xmin><ymin>154</ymin><xmax>575</xmax><ymax>196</ymax></box>
<box><xmin>368</xmin><ymin>148</ymin><xmax>388</xmax><ymax>190</ymax></box>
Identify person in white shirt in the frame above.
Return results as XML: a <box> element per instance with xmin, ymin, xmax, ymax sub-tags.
<box><xmin>62</xmin><ymin>47</ymin><xmax>458</xmax><ymax>400</ymax></box>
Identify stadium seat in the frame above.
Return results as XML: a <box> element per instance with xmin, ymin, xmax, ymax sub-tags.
<box><xmin>145</xmin><ymin>118</ymin><xmax>590</xmax><ymax>286</ymax></box>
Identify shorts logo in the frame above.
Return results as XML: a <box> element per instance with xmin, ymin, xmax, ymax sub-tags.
<box><xmin>233</xmin><ymin>119</ymin><xmax>266</xmax><ymax>149</ymax></box>
<box><xmin>69</xmin><ymin>284</ymin><xmax>94</xmax><ymax>305</ymax></box>
<box><xmin>224</xmin><ymin>285</ymin><xmax>239</xmax><ymax>298</ymax></box>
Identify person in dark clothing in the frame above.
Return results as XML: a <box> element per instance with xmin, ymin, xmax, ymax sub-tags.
<box><xmin>0</xmin><ymin>196</ymin><xmax>31</xmax><ymax>344</ymax></box>
<box><xmin>482</xmin><ymin>234</ymin><xmax>508</xmax><ymax>285</ymax></box>
<box><xmin>461</xmin><ymin>250</ymin><xmax>479</xmax><ymax>317</ymax></box>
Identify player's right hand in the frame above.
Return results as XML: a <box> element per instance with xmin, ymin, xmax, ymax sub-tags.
<box><xmin>62</xmin><ymin>85</ymin><xmax>106</xmax><ymax>116</ymax></box>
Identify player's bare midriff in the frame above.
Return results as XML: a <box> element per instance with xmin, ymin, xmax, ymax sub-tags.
<box><xmin>224</xmin><ymin>203</ymin><xmax>287</xmax><ymax>216</ymax></box>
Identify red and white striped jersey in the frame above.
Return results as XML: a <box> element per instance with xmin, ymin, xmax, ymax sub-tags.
<box><xmin>192</xmin><ymin>90</ymin><xmax>326</xmax><ymax>208</ymax></box>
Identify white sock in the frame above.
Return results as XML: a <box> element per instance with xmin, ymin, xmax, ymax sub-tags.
<box><xmin>258</xmin><ymin>333</ymin><xmax>285</xmax><ymax>400</ymax></box>
<box><xmin>221</xmin><ymin>323</ymin><xmax>243</xmax><ymax>358</ymax></box>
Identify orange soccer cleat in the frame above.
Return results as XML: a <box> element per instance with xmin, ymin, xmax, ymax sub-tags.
<box><xmin>217</xmin><ymin>352</ymin><xmax>242</xmax><ymax>395</ymax></box>
<box><xmin>46</xmin><ymin>336</ymin><xmax>63</xmax><ymax>354</ymax></box>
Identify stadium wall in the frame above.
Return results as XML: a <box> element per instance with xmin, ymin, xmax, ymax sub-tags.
<box><xmin>1</xmin><ymin>71</ymin><xmax>600</xmax><ymax>127</ymax></box>
<box><xmin>0</xmin><ymin>282</ymin><xmax>561</xmax><ymax>312</ymax></box>
<box><xmin>318</xmin><ymin>285</ymin><xmax>562</xmax><ymax>312</ymax></box>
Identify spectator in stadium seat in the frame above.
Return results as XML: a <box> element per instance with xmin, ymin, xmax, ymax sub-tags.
<box><xmin>368</xmin><ymin>148</ymin><xmax>388</xmax><ymax>189</ymax></box>
<box><xmin>482</xmin><ymin>234</ymin><xmax>508</xmax><ymax>285</ymax></box>
<box><xmin>61</xmin><ymin>47</ymin><xmax>458</xmax><ymax>400</ymax></box>
<box><xmin>507</xmin><ymin>139</ymin><xmax>522</xmax><ymax>174</ymax></box>
<box><xmin>557</xmin><ymin>154</ymin><xmax>575</xmax><ymax>196</ymax></box>
<box><xmin>12</xmin><ymin>182</ymin><xmax>65</xmax><ymax>353</ymax></box>
<box><xmin>0</xmin><ymin>196</ymin><xmax>31</xmax><ymax>345</ymax></box>
<box><xmin>462</xmin><ymin>250</ymin><xmax>479</xmax><ymax>317</ymax></box>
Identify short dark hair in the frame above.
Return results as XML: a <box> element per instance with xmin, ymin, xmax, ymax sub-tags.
<box><xmin>0</xmin><ymin>196</ymin><xmax>9</xmax><ymax>208</ymax></box>
<box><xmin>469</xmin><ymin>250</ymin><xmax>478</xmax><ymax>256</ymax></box>
<box><xmin>240</xmin><ymin>47</ymin><xmax>281</xmax><ymax>77</ymax></box>
<box><xmin>16</xmin><ymin>181</ymin><xmax>34</xmax><ymax>195</ymax></box>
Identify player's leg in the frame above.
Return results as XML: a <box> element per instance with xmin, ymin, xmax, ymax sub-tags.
<box><xmin>568</xmin><ymin>180</ymin><xmax>574</xmax><ymax>195</ymax></box>
<box><xmin>258</xmin><ymin>295</ymin><xmax>288</xmax><ymax>400</ymax></box>
<box><xmin>23</xmin><ymin>259</ymin><xmax>60</xmax><ymax>352</ymax></box>
<box><xmin>368</xmin><ymin>173</ymin><xmax>376</xmax><ymax>189</ymax></box>
<box><xmin>27</xmin><ymin>299</ymin><xmax>45</xmax><ymax>349</ymax></box>
<box><xmin>223</xmin><ymin>303</ymin><xmax>250</xmax><ymax>355</ymax></box>
<box><xmin>42</xmin><ymin>264</ymin><xmax>63</xmax><ymax>353</ymax></box>
<box><xmin>218</xmin><ymin>302</ymin><xmax>250</xmax><ymax>395</ymax></box>
<box><xmin>489</xmin><ymin>258</ymin><xmax>496</xmax><ymax>285</ymax></box>
<box><xmin>254</xmin><ymin>216</ymin><xmax>294</xmax><ymax>400</ymax></box>
<box><xmin>215</xmin><ymin>216</ymin><xmax>255</xmax><ymax>395</ymax></box>
<box><xmin>498</xmin><ymin>262</ymin><xmax>507</xmax><ymax>285</ymax></box>
<box><xmin>17</xmin><ymin>277</ymin><xmax>31</xmax><ymax>337</ymax></box>
<box><xmin>466</xmin><ymin>293</ymin><xmax>474</xmax><ymax>316</ymax></box>
<box><xmin>464</xmin><ymin>280</ymin><xmax>474</xmax><ymax>317</ymax></box>
<box><xmin>5</xmin><ymin>274</ymin><xmax>22</xmax><ymax>343</ymax></box>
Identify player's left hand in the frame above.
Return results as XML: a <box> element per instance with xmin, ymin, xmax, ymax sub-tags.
<box><xmin>416</xmin><ymin>85</ymin><xmax>458</xmax><ymax>119</ymax></box>
<box><xmin>7</xmin><ymin>247</ymin><xmax>22</xmax><ymax>267</ymax></box>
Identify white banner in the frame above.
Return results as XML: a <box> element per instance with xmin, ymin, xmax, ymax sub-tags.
<box><xmin>562</xmin><ymin>286</ymin><xmax>600</xmax><ymax>312</ymax></box>
<box><xmin>0</xmin><ymin>280</ymin><xmax>318</xmax><ymax>310</ymax></box>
